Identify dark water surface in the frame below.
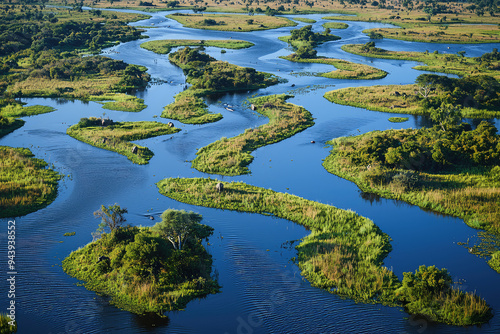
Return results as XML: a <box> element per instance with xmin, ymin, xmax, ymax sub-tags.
<box><xmin>1</xmin><ymin>10</ymin><xmax>500</xmax><ymax>334</ymax></box>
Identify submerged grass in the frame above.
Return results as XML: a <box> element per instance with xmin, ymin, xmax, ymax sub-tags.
<box><xmin>141</xmin><ymin>39</ymin><xmax>254</xmax><ymax>54</ymax></box>
<box><xmin>157</xmin><ymin>177</ymin><xmax>492</xmax><ymax>325</ymax></box>
<box><xmin>0</xmin><ymin>146</ymin><xmax>60</xmax><ymax>218</ymax></box>
<box><xmin>191</xmin><ymin>94</ymin><xmax>314</xmax><ymax>175</ymax></box>
<box><xmin>281</xmin><ymin>55</ymin><xmax>387</xmax><ymax>80</ymax></box>
<box><xmin>67</xmin><ymin>118</ymin><xmax>180</xmax><ymax>164</ymax></box>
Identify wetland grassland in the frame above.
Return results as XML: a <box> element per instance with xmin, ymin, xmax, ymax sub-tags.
<box><xmin>0</xmin><ymin>146</ymin><xmax>60</xmax><ymax>218</ymax></box>
<box><xmin>191</xmin><ymin>94</ymin><xmax>314</xmax><ymax>175</ymax></box>
<box><xmin>157</xmin><ymin>177</ymin><xmax>493</xmax><ymax>326</ymax></box>
<box><xmin>67</xmin><ymin>118</ymin><xmax>180</xmax><ymax>164</ymax></box>
<box><xmin>140</xmin><ymin>39</ymin><xmax>254</xmax><ymax>54</ymax></box>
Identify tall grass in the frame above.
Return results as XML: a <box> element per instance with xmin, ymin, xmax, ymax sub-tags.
<box><xmin>66</xmin><ymin>119</ymin><xmax>180</xmax><ymax>164</ymax></box>
<box><xmin>0</xmin><ymin>146</ymin><xmax>60</xmax><ymax>218</ymax></box>
<box><xmin>191</xmin><ymin>94</ymin><xmax>314</xmax><ymax>175</ymax></box>
<box><xmin>141</xmin><ymin>39</ymin><xmax>254</xmax><ymax>54</ymax></box>
<box><xmin>157</xmin><ymin>177</ymin><xmax>492</xmax><ymax>325</ymax></box>
<box><xmin>281</xmin><ymin>55</ymin><xmax>387</xmax><ymax>80</ymax></box>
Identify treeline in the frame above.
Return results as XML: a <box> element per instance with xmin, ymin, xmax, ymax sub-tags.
<box><xmin>338</xmin><ymin>121</ymin><xmax>500</xmax><ymax>174</ymax></box>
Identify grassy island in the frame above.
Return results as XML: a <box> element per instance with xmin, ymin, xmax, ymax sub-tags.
<box><xmin>279</xmin><ymin>25</ymin><xmax>340</xmax><ymax>51</ymax></box>
<box><xmin>192</xmin><ymin>94</ymin><xmax>314</xmax><ymax>175</ymax></box>
<box><xmin>281</xmin><ymin>55</ymin><xmax>387</xmax><ymax>80</ymax></box>
<box><xmin>162</xmin><ymin>47</ymin><xmax>279</xmax><ymax>124</ymax></box>
<box><xmin>0</xmin><ymin>313</ymin><xmax>17</xmax><ymax>334</ymax></box>
<box><xmin>322</xmin><ymin>22</ymin><xmax>349</xmax><ymax>30</ymax></box>
<box><xmin>0</xmin><ymin>116</ymin><xmax>24</xmax><ymax>138</ymax></box>
<box><xmin>141</xmin><ymin>39</ymin><xmax>254</xmax><ymax>54</ymax></box>
<box><xmin>166</xmin><ymin>13</ymin><xmax>297</xmax><ymax>32</ymax></box>
<box><xmin>293</xmin><ymin>17</ymin><xmax>316</xmax><ymax>24</ymax></box>
<box><xmin>63</xmin><ymin>208</ymin><xmax>219</xmax><ymax>315</ymax></box>
<box><xmin>67</xmin><ymin>117</ymin><xmax>180</xmax><ymax>164</ymax></box>
<box><xmin>364</xmin><ymin>24</ymin><xmax>500</xmax><ymax>44</ymax></box>
<box><xmin>322</xmin><ymin>122</ymin><xmax>500</xmax><ymax>264</ymax></box>
<box><xmin>0</xmin><ymin>105</ymin><xmax>55</xmax><ymax>118</ymax></box>
<box><xmin>0</xmin><ymin>146</ymin><xmax>60</xmax><ymax>218</ymax></box>
<box><xmin>388</xmin><ymin>117</ymin><xmax>409</xmax><ymax>123</ymax></box>
<box><xmin>157</xmin><ymin>177</ymin><xmax>492</xmax><ymax>326</ymax></box>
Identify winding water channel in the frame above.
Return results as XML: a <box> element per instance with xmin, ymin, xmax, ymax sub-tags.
<box><xmin>2</xmin><ymin>10</ymin><xmax>500</xmax><ymax>334</ymax></box>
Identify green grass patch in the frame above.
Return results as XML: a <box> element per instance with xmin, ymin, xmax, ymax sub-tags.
<box><xmin>0</xmin><ymin>146</ymin><xmax>61</xmax><ymax>218</ymax></box>
<box><xmin>157</xmin><ymin>177</ymin><xmax>492</xmax><ymax>325</ymax></box>
<box><xmin>89</xmin><ymin>93</ymin><xmax>146</xmax><ymax>112</ymax></box>
<box><xmin>166</xmin><ymin>13</ymin><xmax>297</xmax><ymax>32</ymax></box>
<box><xmin>141</xmin><ymin>39</ymin><xmax>254</xmax><ymax>54</ymax></box>
<box><xmin>322</xmin><ymin>22</ymin><xmax>348</xmax><ymax>29</ymax></box>
<box><xmin>63</xmin><ymin>221</ymin><xmax>219</xmax><ymax>315</ymax></box>
<box><xmin>64</xmin><ymin>232</ymin><xmax>76</xmax><ymax>237</ymax></box>
<box><xmin>162</xmin><ymin>89</ymin><xmax>222</xmax><ymax>124</ymax></box>
<box><xmin>293</xmin><ymin>17</ymin><xmax>316</xmax><ymax>23</ymax></box>
<box><xmin>388</xmin><ymin>117</ymin><xmax>409</xmax><ymax>123</ymax></box>
<box><xmin>66</xmin><ymin>118</ymin><xmax>180</xmax><ymax>165</ymax></box>
<box><xmin>281</xmin><ymin>55</ymin><xmax>387</xmax><ymax>80</ymax></box>
<box><xmin>0</xmin><ymin>104</ymin><xmax>55</xmax><ymax>118</ymax></box>
<box><xmin>342</xmin><ymin>43</ymin><xmax>500</xmax><ymax>80</ymax></box>
<box><xmin>0</xmin><ymin>117</ymin><xmax>25</xmax><ymax>138</ymax></box>
<box><xmin>324</xmin><ymin>84</ymin><xmax>500</xmax><ymax>119</ymax></box>
<box><xmin>191</xmin><ymin>94</ymin><xmax>314</xmax><ymax>175</ymax></box>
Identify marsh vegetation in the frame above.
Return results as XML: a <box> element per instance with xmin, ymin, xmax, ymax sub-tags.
<box><xmin>141</xmin><ymin>39</ymin><xmax>254</xmax><ymax>54</ymax></box>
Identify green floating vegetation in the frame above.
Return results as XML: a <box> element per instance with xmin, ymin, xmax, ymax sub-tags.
<box><xmin>388</xmin><ymin>117</ymin><xmax>409</xmax><ymax>123</ymax></box>
<box><xmin>192</xmin><ymin>94</ymin><xmax>314</xmax><ymax>175</ymax></box>
<box><xmin>281</xmin><ymin>55</ymin><xmax>387</xmax><ymax>80</ymax></box>
<box><xmin>0</xmin><ymin>104</ymin><xmax>55</xmax><ymax>118</ymax></box>
<box><xmin>63</xmin><ymin>210</ymin><xmax>219</xmax><ymax>315</ymax></box>
<box><xmin>342</xmin><ymin>43</ymin><xmax>500</xmax><ymax>80</ymax></box>
<box><xmin>322</xmin><ymin>22</ymin><xmax>348</xmax><ymax>29</ymax></box>
<box><xmin>166</xmin><ymin>13</ymin><xmax>297</xmax><ymax>32</ymax></box>
<box><xmin>64</xmin><ymin>232</ymin><xmax>76</xmax><ymax>237</ymax></box>
<box><xmin>293</xmin><ymin>17</ymin><xmax>317</xmax><ymax>23</ymax></box>
<box><xmin>88</xmin><ymin>93</ymin><xmax>146</xmax><ymax>112</ymax></box>
<box><xmin>141</xmin><ymin>39</ymin><xmax>254</xmax><ymax>54</ymax></box>
<box><xmin>67</xmin><ymin>117</ymin><xmax>180</xmax><ymax>165</ymax></box>
<box><xmin>157</xmin><ymin>177</ymin><xmax>492</xmax><ymax>325</ymax></box>
<box><xmin>322</xmin><ymin>123</ymin><xmax>500</xmax><ymax>235</ymax></box>
<box><xmin>0</xmin><ymin>146</ymin><xmax>61</xmax><ymax>218</ymax></box>
<box><xmin>162</xmin><ymin>47</ymin><xmax>278</xmax><ymax>124</ymax></box>
<box><xmin>0</xmin><ymin>313</ymin><xmax>16</xmax><ymax>334</ymax></box>
<box><xmin>489</xmin><ymin>251</ymin><xmax>500</xmax><ymax>273</ymax></box>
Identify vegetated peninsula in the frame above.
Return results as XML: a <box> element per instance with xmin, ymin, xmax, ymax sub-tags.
<box><xmin>67</xmin><ymin>117</ymin><xmax>180</xmax><ymax>164</ymax></box>
<box><xmin>279</xmin><ymin>26</ymin><xmax>386</xmax><ymax>80</ymax></box>
<box><xmin>192</xmin><ymin>94</ymin><xmax>314</xmax><ymax>175</ymax></box>
<box><xmin>63</xmin><ymin>206</ymin><xmax>219</xmax><ymax>315</ymax></box>
<box><xmin>141</xmin><ymin>39</ymin><xmax>254</xmax><ymax>54</ymax></box>
<box><xmin>157</xmin><ymin>177</ymin><xmax>492</xmax><ymax>326</ymax></box>
<box><xmin>162</xmin><ymin>47</ymin><xmax>279</xmax><ymax>124</ymax></box>
<box><xmin>0</xmin><ymin>4</ymin><xmax>150</xmax><ymax>120</ymax></box>
<box><xmin>0</xmin><ymin>146</ymin><xmax>60</xmax><ymax>218</ymax></box>
<box><xmin>326</xmin><ymin>44</ymin><xmax>500</xmax><ymax>119</ymax></box>
<box><xmin>166</xmin><ymin>13</ymin><xmax>297</xmax><ymax>32</ymax></box>
<box><xmin>322</xmin><ymin>113</ymin><xmax>500</xmax><ymax>272</ymax></box>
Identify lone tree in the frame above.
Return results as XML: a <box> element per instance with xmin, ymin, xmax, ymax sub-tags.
<box><xmin>152</xmin><ymin>209</ymin><xmax>212</xmax><ymax>251</ymax></box>
<box><xmin>94</xmin><ymin>204</ymin><xmax>128</xmax><ymax>233</ymax></box>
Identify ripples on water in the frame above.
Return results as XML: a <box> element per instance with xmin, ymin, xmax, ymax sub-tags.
<box><xmin>1</xmin><ymin>10</ymin><xmax>500</xmax><ymax>334</ymax></box>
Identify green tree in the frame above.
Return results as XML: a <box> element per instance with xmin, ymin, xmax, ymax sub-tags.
<box><xmin>152</xmin><ymin>209</ymin><xmax>211</xmax><ymax>250</ymax></box>
<box><xmin>430</xmin><ymin>103</ymin><xmax>462</xmax><ymax>131</ymax></box>
<box><xmin>397</xmin><ymin>265</ymin><xmax>452</xmax><ymax>302</ymax></box>
<box><xmin>94</xmin><ymin>204</ymin><xmax>128</xmax><ymax>233</ymax></box>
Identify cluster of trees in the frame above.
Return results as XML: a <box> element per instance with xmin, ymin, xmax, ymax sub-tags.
<box><xmin>169</xmin><ymin>47</ymin><xmax>277</xmax><ymax>91</ymax></box>
<box><xmin>338</xmin><ymin>119</ymin><xmax>500</xmax><ymax>173</ymax></box>
<box><xmin>92</xmin><ymin>205</ymin><xmax>214</xmax><ymax>282</ymax></box>
<box><xmin>286</xmin><ymin>25</ymin><xmax>340</xmax><ymax>59</ymax></box>
<box><xmin>0</xmin><ymin>7</ymin><xmax>141</xmax><ymax>57</ymax></box>
<box><xmin>417</xmin><ymin>74</ymin><xmax>500</xmax><ymax>110</ymax></box>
